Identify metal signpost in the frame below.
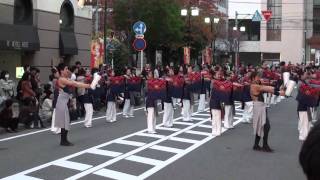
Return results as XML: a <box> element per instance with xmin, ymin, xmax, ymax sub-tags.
<box><xmin>132</xmin><ymin>21</ymin><xmax>147</xmax><ymax>71</ymax></box>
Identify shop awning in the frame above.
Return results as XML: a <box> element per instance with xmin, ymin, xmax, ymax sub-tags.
<box><xmin>59</xmin><ymin>31</ymin><xmax>78</xmax><ymax>55</ymax></box>
<box><xmin>307</xmin><ymin>36</ymin><xmax>320</xmax><ymax>49</ymax></box>
<box><xmin>0</xmin><ymin>23</ymin><xmax>40</xmax><ymax>51</ymax></box>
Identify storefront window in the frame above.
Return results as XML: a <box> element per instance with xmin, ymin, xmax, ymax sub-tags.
<box><xmin>314</xmin><ymin>0</ymin><xmax>320</xmax><ymax>35</ymax></box>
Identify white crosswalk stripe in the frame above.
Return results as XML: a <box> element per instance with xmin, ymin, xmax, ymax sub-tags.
<box><xmin>3</xmin><ymin>105</ymin><xmax>244</xmax><ymax>180</ymax></box>
<box><xmin>87</xmin><ymin>149</ymin><xmax>123</xmax><ymax>157</ymax></box>
<box><xmin>93</xmin><ymin>169</ymin><xmax>139</xmax><ymax>180</ymax></box>
<box><xmin>52</xmin><ymin>160</ymin><xmax>93</xmax><ymax>171</ymax></box>
<box><xmin>185</xmin><ymin>130</ymin><xmax>212</xmax><ymax>136</ymax></box>
<box><xmin>126</xmin><ymin>155</ymin><xmax>164</xmax><ymax>166</ymax></box>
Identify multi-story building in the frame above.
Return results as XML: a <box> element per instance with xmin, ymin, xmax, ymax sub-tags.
<box><xmin>0</xmin><ymin>0</ymin><xmax>92</xmax><ymax>80</ymax></box>
<box><xmin>214</xmin><ymin>0</ymin><xmax>231</xmax><ymax>63</ymax></box>
<box><xmin>230</xmin><ymin>0</ymin><xmax>308</xmax><ymax>65</ymax></box>
<box><xmin>306</xmin><ymin>0</ymin><xmax>320</xmax><ymax>65</ymax></box>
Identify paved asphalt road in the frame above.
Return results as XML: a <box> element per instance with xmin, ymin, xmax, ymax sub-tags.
<box><xmin>0</xmin><ymin>98</ymin><xmax>306</xmax><ymax>180</ymax></box>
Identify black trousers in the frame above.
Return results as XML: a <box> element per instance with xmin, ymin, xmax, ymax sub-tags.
<box><xmin>0</xmin><ymin>118</ymin><xmax>19</xmax><ymax>130</ymax></box>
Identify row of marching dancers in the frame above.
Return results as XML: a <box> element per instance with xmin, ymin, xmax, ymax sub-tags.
<box><xmin>52</xmin><ymin>62</ymin><xmax>319</xmax><ymax>149</ymax></box>
<box><xmin>142</xmin><ymin>64</ymin><xmax>300</xmax><ymax>153</ymax></box>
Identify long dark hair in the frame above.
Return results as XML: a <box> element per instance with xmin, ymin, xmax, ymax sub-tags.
<box><xmin>21</xmin><ymin>72</ymin><xmax>31</xmax><ymax>81</ymax></box>
<box><xmin>0</xmin><ymin>70</ymin><xmax>8</xmax><ymax>80</ymax></box>
<box><xmin>250</xmin><ymin>71</ymin><xmax>262</xmax><ymax>81</ymax></box>
<box><xmin>57</xmin><ymin>63</ymin><xmax>68</xmax><ymax>75</ymax></box>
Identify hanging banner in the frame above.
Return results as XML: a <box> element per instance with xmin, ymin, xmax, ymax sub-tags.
<box><xmin>262</xmin><ymin>10</ymin><xmax>272</xmax><ymax>22</ymax></box>
<box><xmin>90</xmin><ymin>38</ymin><xmax>104</xmax><ymax>68</ymax></box>
<box><xmin>184</xmin><ymin>47</ymin><xmax>190</xmax><ymax>65</ymax></box>
<box><xmin>202</xmin><ymin>47</ymin><xmax>212</xmax><ymax>65</ymax></box>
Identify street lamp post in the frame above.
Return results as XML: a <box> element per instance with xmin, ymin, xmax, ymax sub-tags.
<box><xmin>205</xmin><ymin>17</ymin><xmax>220</xmax><ymax>64</ymax></box>
<box><xmin>181</xmin><ymin>7</ymin><xmax>199</xmax><ymax>46</ymax></box>
<box><xmin>181</xmin><ymin>4</ymin><xmax>199</xmax><ymax>65</ymax></box>
<box><xmin>234</xmin><ymin>11</ymin><xmax>250</xmax><ymax>69</ymax></box>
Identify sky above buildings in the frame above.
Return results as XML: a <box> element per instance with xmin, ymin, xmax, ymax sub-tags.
<box><xmin>228</xmin><ymin>0</ymin><xmax>261</xmax><ymax>19</ymax></box>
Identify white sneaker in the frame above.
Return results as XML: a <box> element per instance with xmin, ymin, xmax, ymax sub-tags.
<box><xmin>147</xmin><ymin>131</ymin><xmax>157</xmax><ymax>134</ymax></box>
<box><xmin>212</xmin><ymin>133</ymin><xmax>221</xmax><ymax>137</ymax></box>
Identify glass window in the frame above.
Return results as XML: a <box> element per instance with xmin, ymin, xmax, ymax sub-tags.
<box><xmin>266</xmin><ymin>0</ymin><xmax>282</xmax><ymax>41</ymax></box>
<box><xmin>314</xmin><ymin>0</ymin><xmax>320</xmax><ymax>6</ymax></box>
<box><xmin>314</xmin><ymin>2</ymin><xmax>320</xmax><ymax>35</ymax></box>
<box><xmin>263</xmin><ymin>53</ymin><xmax>280</xmax><ymax>60</ymax></box>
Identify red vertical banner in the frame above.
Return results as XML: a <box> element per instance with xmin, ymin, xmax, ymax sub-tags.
<box><xmin>202</xmin><ymin>48</ymin><xmax>212</xmax><ymax>65</ymax></box>
<box><xmin>184</xmin><ymin>47</ymin><xmax>190</xmax><ymax>65</ymax></box>
<box><xmin>90</xmin><ymin>39</ymin><xmax>104</xmax><ymax>68</ymax></box>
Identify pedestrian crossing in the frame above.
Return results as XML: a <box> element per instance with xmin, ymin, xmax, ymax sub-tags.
<box><xmin>2</xmin><ymin>103</ymin><xmax>244</xmax><ymax>180</ymax></box>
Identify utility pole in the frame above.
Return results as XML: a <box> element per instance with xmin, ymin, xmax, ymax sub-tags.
<box><xmin>304</xmin><ymin>0</ymin><xmax>307</xmax><ymax>64</ymax></box>
<box><xmin>103</xmin><ymin>0</ymin><xmax>107</xmax><ymax>64</ymax></box>
<box><xmin>235</xmin><ymin>11</ymin><xmax>239</xmax><ymax>69</ymax></box>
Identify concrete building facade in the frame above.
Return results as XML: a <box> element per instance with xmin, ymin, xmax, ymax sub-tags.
<box><xmin>260</xmin><ymin>0</ymin><xmax>304</xmax><ymax>64</ymax></box>
<box><xmin>0</xmin><ymin>0</ymin><xmax>92</xmax><ymax>81</ymax></box>
<box><xmin>306</xmin><ymin>0</ymin><xmax>320</xmax><ymax>65</ymax></box>
<box><xmin>233</xmin><ymin>0</ymin><xmax>307</xmax><ymax>65</ymax></box>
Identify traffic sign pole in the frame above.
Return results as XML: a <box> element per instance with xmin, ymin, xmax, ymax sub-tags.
<box><xmin>140</xmin><ymin>50</ymin><xmax>144</xmax><ymax>72</ymax></box>
<box><xmin>132</xmin><ymin>21</ymin><xmax>147</xmax><ymax>72</ymax></box>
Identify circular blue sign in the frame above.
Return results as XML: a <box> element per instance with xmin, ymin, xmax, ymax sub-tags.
<box><xmin>132</xmin><ymin>38</ymin><xmax>147</xmax><ymax>51</ymax></box>
<box><xmin>133</xmin><ymin>21</ymin><xmax>147</xmax><ymax>35</ymax></box>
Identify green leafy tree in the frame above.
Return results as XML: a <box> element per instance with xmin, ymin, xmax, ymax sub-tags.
<box><xmin>105</xmin><ymin>37</ymin><xmax>130</xmax><ymax>75</ymax></box>
<box><xmin>113</xmin><ymin>0</ymin><xmax>222</xmax><ymax>66</ymax></box>
<box><xmin>113</xmin><ymin>0</ymin><xmax>185</xmax><ymax>66</ymax></box>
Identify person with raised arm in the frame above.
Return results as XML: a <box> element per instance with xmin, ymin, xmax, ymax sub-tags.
<box><xmin>250</xmin><ymin>71</ymin><xmax>285</xmax><ymax>152</ymax></box>
<box><xmin>55</xmin><ymin>63</ymin><xmax>100</xmax><ymax>146</ymax></box>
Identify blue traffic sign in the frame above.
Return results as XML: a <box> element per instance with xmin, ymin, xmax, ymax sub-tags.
<box><xmin>252</xmin><ymin>10</ymin><xmax>262</xmax><ymax>22</ymax></box>
<box><xmin>133</xmin><ymin>21</ymin><xmax>147</xmax><ymax>35</ymax></box>
<box><xmin>132</xmin><ymin>38</ymin><xmax>147</xmax><ymax>51</ymax></box>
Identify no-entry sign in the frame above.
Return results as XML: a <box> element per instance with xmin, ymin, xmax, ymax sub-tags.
<box><xmin>132</xmin><ymin>38</ymin><xmax>147</xmax><ymax>51</ymax></box>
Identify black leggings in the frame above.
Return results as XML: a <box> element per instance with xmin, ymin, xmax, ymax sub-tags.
<box><xmin>263</xmin><ymin>117</ymin><xmax>271</xmax><ymax>145</ymax></box>
<box><xmin>254</xmin><ymin>117</ymin><xmax>271</xmax><ymax>147</ymax></box>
